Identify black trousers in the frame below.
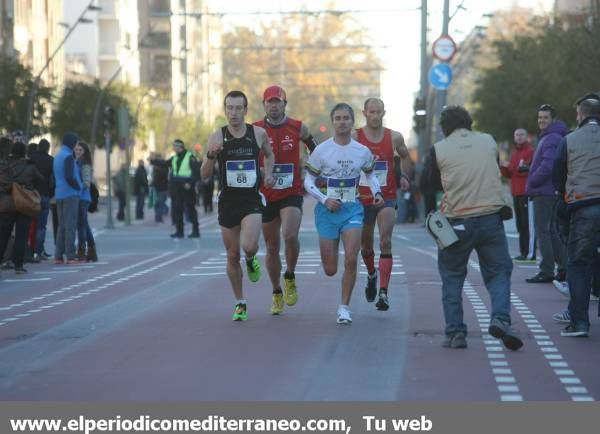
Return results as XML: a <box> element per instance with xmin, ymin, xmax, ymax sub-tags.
<box><xmin>513</xmin><ymin>195</ymin><xmax>530</xmax><ymax>257</ymax></box>
<box><xmin>0</xmin><ymin>212</ymin><xmax>32</xmax><ymax>268</ymax></box>
<box><xmin>171</xmin><ymin>185</ymin><xmax>199</xmax><ymax>235</ymax></box>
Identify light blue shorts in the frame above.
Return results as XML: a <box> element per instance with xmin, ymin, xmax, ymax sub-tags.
<box><xmin>314</xmin><ymin>201</ymin><xmax>364</xmax><ymax>240</ymax></box>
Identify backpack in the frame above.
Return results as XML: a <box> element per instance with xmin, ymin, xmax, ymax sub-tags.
<box><xmin>88</xmin><ymin>182</ymin><xmax>99</xmax><ymax>213</ymax></box>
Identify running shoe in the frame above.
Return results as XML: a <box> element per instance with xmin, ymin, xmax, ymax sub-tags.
<box><xmin>552</xmin><ymin>279</ymin><xmax>570</xmax><ymax>297</ymax></box>
<box><xmin>561</xmin><ymin>323</ymin><xmax>588</xmax><ymax>337</ymax></box>
<box><xmin>232</xmin><ymin>303</ymin><xmax>248</xmax><ymax>321</ymax></box>
<box><xmin>246</xmin><ymin>256</ymin><xmax>261</xmax><ymax>282</ymax></box>
<box><xmin>271</xmin><ymin>292</ymin><xmax>284</xmax><ymax>315</ymax></box>
<box><xmin>283</xmin><ymin>275</ymin><xmax>298</xmax><ymax>306</ymax></box>
<box><xmin>365</xmin><ymin>271</ymin><xmax>377</xmax><ymax>302</ymax></box>
<box><xmin>591</xmin><ymin>294</ymin><xmax>600</xmax><ymax>302</ymax></box>
<box><xmin>336</xmin><ymin>305</ymin><xmax>352</xmax><ymax>325</ymax></box>
<box><xmin>375</xmin><ymin>290</ymin><xmax>389</xmax><ymax>311</ymax></box>
<box><xmin>552</xmin><ymin>309</ymin><xmax>571</xmax><ymax>323</ymax></box>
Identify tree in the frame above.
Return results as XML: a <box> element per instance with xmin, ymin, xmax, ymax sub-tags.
<box><xmin>50</xmin><ymin>80</ymin><xmax>131</xmax><ymax>148</ymax></box>
<box><xmin>472</xmin><ymin>17</ymin><xmax>600</xmax><ymax>141</ymax></box>
<box><xmin>0</xmin><ymin>56</ymin><xmax>52</xmax><ymax>137</ymax></box>
<box><xmin>221</xmin><ymin>8</ymin><xmax>382</xmax><ymax>141</ymax></box>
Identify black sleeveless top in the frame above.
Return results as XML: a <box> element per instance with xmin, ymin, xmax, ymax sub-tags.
<box><xmin>217</xmin><ymin>124</ymin><xmax>261</xmax><ymax>197</ymax></box>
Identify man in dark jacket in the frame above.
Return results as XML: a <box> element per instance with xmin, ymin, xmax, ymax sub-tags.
<box><xmin>133</xmin><ymin>160</ymin><xmax>149</xmax><ymax>220</ymax></box>
<box><xmin>30</xmin><ymin>138</ymin><xmax>53</xmax><ymax>259</ymax></box>
<box><xmin>150</xmin><ymin>153</ymin><xmax>169</xmax><ymax>223</ymax></box>
<box><xmin>150</xmin><ymin>139</ymin><xmax>200</xmax><ymax>238</ymax></box>
<box><xmin>552</xmin><ymin>97</ymin><xmax>600</xmax><ymax>337</ymax></box>
<box><xmin>525</xmin><ymin>105</ymin><xmax>568</xmax><ymax>283</ymax></box>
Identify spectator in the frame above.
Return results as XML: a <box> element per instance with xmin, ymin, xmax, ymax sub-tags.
<box><xmin>30</xmin><ymin>138</ymin><xmax>54</xmax><ymax>260</ymax></box>
<box><xmin>74</xmin><ymin>142</ymin><xmax>97</xmax><ymax>262</ymax></box>
<box><xmin>113</xmin><ymin>163</ymin><xmax>128</xmax><ymax>221</ymax></box>
<box><xmin>53</xmin><ymin>132</ymin><xmax>82</xmax><ymax>264</ymax></box>
<box><xmin>525</xmin><ymin>105</ymin><xmax>568</xmax><ymax>283</ymax></box>
<box><xmin>0</xmin><ymin>141</ymin><xmax>43</xmax><ymax>273</ymax></box>
<box><xmin>500</xmin><ymin>128</ymin><xmax>535</xmax><ymax>262</ymax></box>
<box><xmin>150</xmin><ymin>153</ymin><xmax>169</xmax><ymax>223</ymax></box>
<box><xmin>134</xmin><ymin>159</ymin><xmax>149</xmax><ymax>220</ymax></box>
<box><xmin>552</xmin><ymin>97</ymin><xmax>600</xmax><ymax>337</ymax></box>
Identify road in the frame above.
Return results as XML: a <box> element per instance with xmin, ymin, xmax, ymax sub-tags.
<box><xmin>0</xmin><ymin>197</ymin><xmax>598</xmax><ymax>401</ymax></box>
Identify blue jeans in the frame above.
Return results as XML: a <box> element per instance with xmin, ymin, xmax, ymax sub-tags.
<box><xmin>77</xmin><ymin>200</ymin><xmax>95</xmax><ymax>247</ymax></box>
<box><xmin>567</xmin><ymin>204</ymin><xmax>600</xmax><ymax>330</ymax></box>
<box><xmin>35</xmin><ymin>195</ymin><xmax>50</xmax><ymax>254</ymax></box>
<box><xmin>437</xmin><ymin>212</ymin><xmax>513</xmax><ymax>336</ymax></box>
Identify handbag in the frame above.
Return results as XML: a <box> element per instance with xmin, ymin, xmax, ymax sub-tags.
<box><xmin>11</xmin><ymin>182</ymin><xmax>41</xmax><ymax>216</ymax></box>
<box><xmin>88</xmin><ymin>182</ymin><xmax>99</xmax><ymax>213</ymax></box>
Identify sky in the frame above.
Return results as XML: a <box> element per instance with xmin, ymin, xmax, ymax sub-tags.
<box><xmin>211</xmin><ymin>0</ymin><xmax>555</xmax><ymax>142</ymax></box>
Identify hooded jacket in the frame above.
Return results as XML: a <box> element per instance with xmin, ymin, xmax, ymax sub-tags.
<box><xmin>53</xmin><ymin>132</ymin><xmax>82</xmax><ymax>200</ymax></box>
<box><xmin>526</xmin><ymin>121</ymin><xmax>568</xmax><ymax>196</ymax></box>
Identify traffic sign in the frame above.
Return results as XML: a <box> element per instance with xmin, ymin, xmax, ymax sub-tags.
<box><xmin>428</xmin><ymin>63</ymin><xmax>453</xmax><ymax>90</ymax></box>
<box><xmin>432</xmin><ymin>35</ymin><xmax>457</xmax><ymax>62</ymax></box>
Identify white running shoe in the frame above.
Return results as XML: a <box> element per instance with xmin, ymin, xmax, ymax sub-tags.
<box><xmin>336</xmin><ymin>305</ymin><xmax>352</xmax><ymax>324</ymax></box>
<box><xmin>552</xmin><ymin>279</ymin><xmax>569</xmax><ymax>297</ymax></box>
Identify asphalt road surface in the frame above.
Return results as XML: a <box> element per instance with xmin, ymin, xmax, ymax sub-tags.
<box><xmin>0</xmin><ymin>197</ymin><xmax>598</xmax><ymax>401</ymax></box>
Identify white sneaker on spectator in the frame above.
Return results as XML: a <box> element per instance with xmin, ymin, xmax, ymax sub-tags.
<box><xmin>552</xmin><ymin>279</ymin><xmax>569</xmax><ymax>297</ymax></box>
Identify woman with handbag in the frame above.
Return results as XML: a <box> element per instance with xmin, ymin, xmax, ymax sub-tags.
<box><xmin>74</xmin><ymin>142</ymin><xmax>97</xmax><ymax>262</ymax></box>
<box><xmin>0</xmin><ymin>141</ymin><xmax>42</xmax><ymax>274</ymax></box>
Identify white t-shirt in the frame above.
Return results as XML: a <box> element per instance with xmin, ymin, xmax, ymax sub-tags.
<box><xmin>305</xmin><ymin>137</ymin><xmax>375</xmax><ymax>202</ymax></box>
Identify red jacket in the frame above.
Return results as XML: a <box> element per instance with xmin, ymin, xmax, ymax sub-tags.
<box><xmin>500</xmin><ymin>143</ymin><xmax>534</xmax><ymax>196</ymax></box>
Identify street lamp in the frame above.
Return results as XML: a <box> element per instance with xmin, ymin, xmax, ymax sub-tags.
<box><xmin>24</xmin><ymin>0</ymin><xmax>101</xmax><ymax>140</ymax></box>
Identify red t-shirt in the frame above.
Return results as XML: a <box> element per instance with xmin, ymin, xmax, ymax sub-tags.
<box><xmin>255</xmin><ymin>117</ymin><xmax>305</xmax><ymax>203</ymax></box>
<box><xmin>356</xmin><ymin>127</ymin><xmax>397</xmax><ymax>205</ymax></box>
<box><xmin>500</xmin><ymin>143</ymin><xmax>534</xmax><ymax>196</ymax></box>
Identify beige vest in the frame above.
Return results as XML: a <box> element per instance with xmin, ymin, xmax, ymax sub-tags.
<box><xmin>434</xmin><ymin>129</ymin><xmax>507</xmax><ymax>218</ymax></box>
<box><xmin>566</xmin><ymin>122</ymin><xmax>600</xmax><ymax>204</ymax></box>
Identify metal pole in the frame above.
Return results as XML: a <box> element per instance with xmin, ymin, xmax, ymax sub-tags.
<box><xmin>25</xmin><ymin>0</ymin><xmax>97</xmax><ymax>140</ymax></box>
<box><xmin>418</xmin><ymin>0</ymin><xmax>428</xmax><ymax>163</ymax></box>
<box><xmin>434</xmin><ymin>0</ymin><xmax>450</xmax><ymax>142</ymax></box>
<box><xmin>104</xmin><ymin>130</ymin><xmax>114</xmax><ymax>229</ymax></box>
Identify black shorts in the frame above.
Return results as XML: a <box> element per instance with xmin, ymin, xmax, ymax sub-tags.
<box><xmin>262</xmin><ymin>195</ymin><xmax>304</xmax><ymax>223</ymax></box>
<box><xmin>218</xmin><ymin>193</ymin><xmax>264</xmax><ymax>228</ymax></box>
<box><xmin>362</xmin><ymin>199</ymin><xmax>397</xmax><ymax>225</ymax></box>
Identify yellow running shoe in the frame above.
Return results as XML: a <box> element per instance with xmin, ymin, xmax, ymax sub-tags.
<box><xmin>270</xmin><ymin>292</ymin><xmax>284</xmax><ymax>315</ymax></box>
<box><xmin>246</xmin><ymin>256</ymin><xmax>261</xmax><ymax>282</ymax></box>
<box><xmin>232</xmin><ymin>303</ymin><xmax>248</xmax><ymax>321</ymax></box>
<box><xmin>283</xmin><ymin>275</ymin><xmax>298</xmax><ymax>306</ymax></box>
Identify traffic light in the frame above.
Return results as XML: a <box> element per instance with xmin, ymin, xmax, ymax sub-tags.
<box><xmin>412</xmin><ymin>97</ymin><xmax>426</xmax><ymax>132</ymax></box>
<box><xmin>103</xmin><ymin>105</ymin><xmax>115</xmax><ymax>132</ymax></box>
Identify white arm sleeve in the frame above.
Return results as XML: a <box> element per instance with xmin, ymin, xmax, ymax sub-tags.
<box><xmin>364</xmin><ymin>170</ymin><xmax>382</xmax><ymax>197</ymax></box>
<box><xmin>304</xmin><ymin>172</ymin><xmax>328</xmax><ymax>205</ymax></box>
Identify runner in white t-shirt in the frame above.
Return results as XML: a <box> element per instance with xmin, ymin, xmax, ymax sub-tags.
<box><xmin>304</xmin><ymin>103</ymin><xmax>383</xmax><ymax>324</ymax></box>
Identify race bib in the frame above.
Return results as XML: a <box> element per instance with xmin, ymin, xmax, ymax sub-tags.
<box><xmin>226</xmin><ymin>160</ymin><xmax>257</xmax><ymax>188</ymax></box>
<box><xmin>326</xmin><ymin>177</ymin><xmax>357</xmax><ymax>203</ymax></box>
<box><xmin>359</xmin><ymin>161</ymin><xmax>388</xmax><ymax>187</ymax></box>
<box><xmin>272</xmin><ymin>163</ymin><xmax>294</xmax><ymax>190</ymax></box>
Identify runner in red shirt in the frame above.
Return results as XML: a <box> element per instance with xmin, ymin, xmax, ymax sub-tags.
<box><xmin>255</xmin><ymin>85</ymin><xmax>318</xmax><ymax>315</ymax></box>
<box><xmin>352</xmin><ymin>98</ymin><xmax>413</xmax><ymax>311</ymax></box>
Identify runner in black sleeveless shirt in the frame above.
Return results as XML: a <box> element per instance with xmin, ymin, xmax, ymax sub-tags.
<box><xmin>201</xmin><ymin>90</ymin><xmax>275</xmax><ymax>321</ymax></box>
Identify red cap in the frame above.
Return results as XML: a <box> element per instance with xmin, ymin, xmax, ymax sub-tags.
<box><xmin>263</xmin><ymin>85</ymin><xmax>286</xmax><ymax>102</ymax></box>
